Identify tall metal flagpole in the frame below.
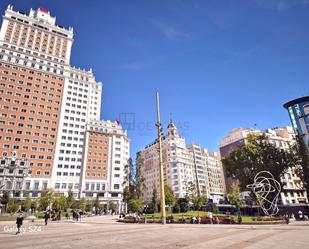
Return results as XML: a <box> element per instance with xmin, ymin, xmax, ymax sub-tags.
<box><xmin>156</xmin><ymin>92</ymin><xmax>166</xmax><ymax>224</ymax></box>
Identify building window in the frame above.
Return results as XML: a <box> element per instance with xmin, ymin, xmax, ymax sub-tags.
<box><xmin>25</xmin><ymin>181</ymin><xmax>30</xmax><ymax>190</ymax></box>
<box><xmin>34</xmin><ymin>181</ymin><xmax>39</xmax><ymax>190</ymax></box>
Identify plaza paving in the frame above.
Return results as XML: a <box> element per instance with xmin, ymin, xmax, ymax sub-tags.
<box><xmin>0</xmin><ymin>215</ymin><xmax>308</xmax><ymax>249</ymax></box>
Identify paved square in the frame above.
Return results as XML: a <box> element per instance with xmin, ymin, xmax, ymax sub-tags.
<box><xmin>0</xmin><ymin>216</ymin><xmax>308</xmax><ymax>249</ymax></box>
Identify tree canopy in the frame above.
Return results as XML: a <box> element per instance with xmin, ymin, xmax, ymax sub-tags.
<box><xmin>149</xmin><ymin>183</ymin><xmax>158</xmax><ymax>213</ymax></box>
<box><xmin>222</xmin><ymin>134</ymin><xmax>293</xmax><ymax>191</ymax></box>
<box><xmin>164</xmin><ymin>185</ymin><xmax>176</xmax><ymax>207</ymax></box>
<box><xmin>292</xmin><ymin>135</ymin><xmax>309</xmax><ymax>195</ymax></box>
<box><xmin>122</xmin><ymin>153</ymin><xmax>146</xmax><ymax>212</ymax></box>
<box><xmin>39</xmin><ymin>188</ymin><xmax>54</xmax><ymax>210</ymax></box>
<box><xmin>229</xmin><ymin>184</ymin><xmax>242</xmax><ymax>211</ymax></box>
<box><xmin>185</xmin><ymin>181</ymin><xmax>197</xmax><ymax>203</ymax></box>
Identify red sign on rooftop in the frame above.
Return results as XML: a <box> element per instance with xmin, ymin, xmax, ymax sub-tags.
<box><xmin>39</xmin><ymin>6</ymin><xmax>49</xmax><ymax>13</ymax></box>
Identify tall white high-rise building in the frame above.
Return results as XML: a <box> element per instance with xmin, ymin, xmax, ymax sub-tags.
<box><xmin>0</xmin><ymin>6</ymin><xmax>129</xmax><ymax>208</ymax></box>
<box><xmin>51</xmin><ymin>66</ymin><xmax>102</xmax><ymax>196</ymax></box>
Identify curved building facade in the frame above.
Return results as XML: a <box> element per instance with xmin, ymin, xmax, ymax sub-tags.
<box><xmin>283</xmin><ymin>96</ymin><xmax>309</xmax><ymax>148</ymax></box>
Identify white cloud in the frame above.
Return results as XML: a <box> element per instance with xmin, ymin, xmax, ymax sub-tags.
<box><xmin>153</xmin><ymin>20</ymin><xmax>191</xmax><ymax>41</ymax></box>
<box><xmin>254</xmin><ymin>0</ymin><xmax>307</xmax><ymax>12</ymax></box>
<box><xmin>121</xmin><ymin>62</ymin><xmax>147</xmax><ymax>71</ymax></box>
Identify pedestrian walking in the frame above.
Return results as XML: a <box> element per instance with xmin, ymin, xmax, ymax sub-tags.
<box><xmin>191</xmin><ymin>216</ymin><xmax>197</xmax><ymax>224</ymax></box>
<box><xmin>214</xmin><ymin>216</ymin><xmax>220</xmax><ymax>224</ymax></box>
<box><xmin>76</xmin><ymin>211</ymin><xmax>79</xmax><ymax>221</ymax></box>
<box><xmin>74</xmin><ymin>210</ymin><xmax>79</xmax><ymax>221</ymax></box>
<box><xmin>208</xmin><ymin>212</ymin><xmax>213</xmax><ymax>224</ymax></box>
<box><xmin>79</xmin><ymin>210</ymin><xmax>83</xmax><ymax>221</ymax></box>
<box><xmin>16</xmin><ymin>213</ymin><xmax>24</xmax><ymax>234</ymax></box>
<box><xmin>51</xmin><ymin>211</ymin><xmax>56</xmax><ymax>221</ymax></box>
<box><xmin>298</xmin><ymin>210</ymin><xmax>303</xmax><ymax>220</ymax></box>
<box><xmin>238</xmin><ymin>213</ymin><xmax>242</xmax><ymax>224</ymax></box>
<box><xmin>44</xmin><ymin>211</ymin><xmax>50</xmax><ymax>226</ymax></box>
<box><xmin>285</xmin><ymin>212</ymin><xmax>290</xmax><ymax>224</ymax></box>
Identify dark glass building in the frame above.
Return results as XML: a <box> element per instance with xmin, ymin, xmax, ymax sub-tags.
<box><xmin>283</xmin><ymin>96</ymin><xmax>309</xmax><ymax>148</ymax></box>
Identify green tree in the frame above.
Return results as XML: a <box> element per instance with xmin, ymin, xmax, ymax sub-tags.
<box><xmin>192</xmin><ymin>195</ymin><xmax>208</xmax><ymax>211</ymax></box>
<box><xmin>177</xmin><ymin>198</ymin><xmax>189</xmax><ymax>213</ymax></box>
<box><xmin>123</xmin><ymin>155</ymin><xmax>145</xmax><ymax>205</ymax></box>
<box><xmin>151</xmin><ymin>183</ymin><xmax>158</xmax><ymax>213</ymax></box>
<box><xmin>66</xmin><ymin>190</ymin><xmax>75</xmax><ymax>209</ymax></box>
<box><xmin>23</xmin><ymin>196</ymin><xmax>32</xmax><ymax>212</ymax></box>
<box><xmin>1</xmin><ymin>191</ymin><xmax>10</xmax><ymax>212</ymax></box>
<box><xmin>85</xmin><ymin>200</ymin><xmax>94</xmax><ymax>212</ymax></box>
<box><xmin>52</xmin><ymin>194</ymin><xmax>66</xmax><ymax>210</ymax></box>
<box><xmin>135</xmin><ymin>153</ymin><xmax>146</xmax><ymax>200</ymax></box>
<box><xmin>71</xmin><ymin>199</ymin><xmax>79</xmax><ymax>209</ymax></box>
<box><xmin>94</xmin><ymin>195</ymin><xmax>100</xmax><ymax>210</ymax></box>
<box><xmin>293</xmin><ymin>135</ymin><xmax>309</xmax><ymax>195</ymax></box>
<box><xmin>164</xmin><ymin>185</ymin><xmax>176</xmax><ymax>208</ymax></box>
<box><xmin>122</xmin><ymin>155</ymin><xmax>146</xmax><ymax>213</ymax></box>
<box><xmin>79</xmin><ymin>197</ymin><xmax>86</xmax><ymax>210</ymax></box>
<box><xmin>123</xmin><ymin>158</ymin><xmax>134</xmax><ymax>203</ymax></box>
<box><xmin>39</xmin><ymin>188</ymin><xmax>54</xmax><ymax>211</ymax></box>
<box><xmin>222</xmin><ymin>134</ymin><xmax>292</xmax><ymax>191</ymax></box>
<box><xmin>109</xmin><ymin>201</ymin><xmax>117</xmax><ymax>211</ymax></box>
<box><xmin>7</xmin><ymin>199</ymin><xmax>19</xmax><ymax>214</ymax></box>
<box><xmin>73</xmin><ymin>197</ymin><xmax>86</xmax><ymax>210</ymax></box>
<box><xmin>230</xmin><ymin>184</ymin><xmax>242</xmax><ymax>211</ymax></box>
<box><xmin>127</xmin><ymin>199</ymin><xmax>143</xmax><ymax>213</ymax></box>
<box><xmin>172</xmin><ymin>202</ymin><xmax>180</xmax><ymax>213</ymax></box>
<box><xmin>185</xmin><ymin>181</ymin><xmax>197</xmax><ymax>203</ymax></box>
<box><xmin>31</xmin><ymin>199</ymin><xmax>38</xmax><ymax>211</ymax></box>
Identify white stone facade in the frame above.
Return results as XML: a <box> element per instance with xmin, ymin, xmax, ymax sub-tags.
<box><xmin>140</xmin><ymin>122</ymin><xmax>225</xmax><ymax>204</ymax></box>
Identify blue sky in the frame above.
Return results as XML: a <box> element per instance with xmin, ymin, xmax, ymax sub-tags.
<box><xmin>1</xmin><ymin>0</ymin><xmax>309</xmax><ymax>158</ymax></box>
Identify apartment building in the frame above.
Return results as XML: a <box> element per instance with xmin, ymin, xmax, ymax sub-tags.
<box><xmin>139</xmin><ymin>122</ymin><xmax>225</xmax><ymax>204</ymax></box>
<box><xmin>187</xmin><ymin>144</ymin><xmax>225</xmax><ymax>204</ymax></box>
<box><xmin>0</xmin><ymin>6</ymin><xmax>129</xmax><ymax>206</ymax></box>
<box><xmin>79</xmin><ymin>120</ymin><xmax>130</xmax><ymax>208</ymax></box>
<box><xmin>219</xmin><ymin>126</ymin><xmax>308</xmax><ymax>205</ymax></box>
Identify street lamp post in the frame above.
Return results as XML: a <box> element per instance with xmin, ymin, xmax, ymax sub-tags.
<box><xmin>156</xmin><ymin>92</ymin><xmax>166</xmax><ymax>224</ymax></box>
<box><xmin>144</xmin><ymin>205</ymin><xmax>148</xmax><ymax>224</ymax></box>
